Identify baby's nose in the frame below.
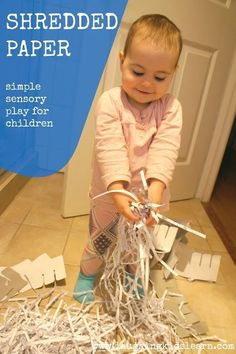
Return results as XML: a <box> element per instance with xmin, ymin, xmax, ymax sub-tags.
<box><xmin>142</xmin><ymin>80</ymin><xmax>152</xmax><ymax>88</ymax></box>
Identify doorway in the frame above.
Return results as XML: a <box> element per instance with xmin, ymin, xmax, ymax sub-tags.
<box><xmin>203</xmin><ymin>117</ymin><xmax>236</xmax><ymax>263</ymax></box>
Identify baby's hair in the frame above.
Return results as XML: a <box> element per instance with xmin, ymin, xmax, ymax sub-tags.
<box><xmin>124</xmin><ymin>14</ymin><xmax>182</xmax><ymax>65</ymax></box>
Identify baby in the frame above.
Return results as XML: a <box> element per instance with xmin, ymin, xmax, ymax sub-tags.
<box><xmin>74</xmin><ymin>14</ymin><xmax>183</xmax><ymax>303</ymax></box>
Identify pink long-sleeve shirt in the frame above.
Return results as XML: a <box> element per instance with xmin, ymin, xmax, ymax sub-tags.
<box><xmin>90</xmin><ymin>87</ymin><xmax>182</xmax><ymax>209</ymax></box>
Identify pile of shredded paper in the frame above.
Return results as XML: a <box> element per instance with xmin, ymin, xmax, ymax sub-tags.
<box><xmin>0</xmin><ymin>185</ymin><xmax>224</xmax><ymax>353</ymax></box>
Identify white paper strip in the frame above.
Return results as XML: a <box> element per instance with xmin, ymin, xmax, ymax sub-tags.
<box><xmin>155</xmin><ymin>212</ymin><xmax>206</xmax><ymax>239</ymax></box>
<box><xmin>0</xmin><ymin>254</ymin><xmax>66</xmax><ymax>294</ymax></box>
<box><xmin>153</xmin><ymin>224</ymin><xmax>178</xmax><ymax>252</ymax></box>
<box><xmin>51</xmin><ymin>255</ymin><xmax>66</xmax><ymax>281</ymax></box>
<box><xmin>175</xmin><ymin>252</ymin><xmax>221</xmax><ymax>282</ymax></box>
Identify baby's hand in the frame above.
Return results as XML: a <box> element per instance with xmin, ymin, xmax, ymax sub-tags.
<box><xmin>108</xmin><ymin>181</ymin><xmax>139</xmax><ymax>222</ymax></box>
<box><xmin>146</xmin><ymin>178</ymin><xmax>165</xmax><ymax>226</ymax></box>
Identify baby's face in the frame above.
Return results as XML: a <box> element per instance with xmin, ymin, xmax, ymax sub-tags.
<box><xmin>120</xmin><ymin>37</ymin><xmax>178</xmax><ymax>109</ymax></box>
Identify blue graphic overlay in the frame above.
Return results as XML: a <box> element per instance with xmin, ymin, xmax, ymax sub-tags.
<box><xmin>0</xmin><ymin>0</ymin><xmax>127</xmax><ymax>176</ymax></box>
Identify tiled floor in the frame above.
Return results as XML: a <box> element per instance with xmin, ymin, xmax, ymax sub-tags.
<box><xmin>0</xmin><ymin>173</ymin><xmax>236</xmax><ymax>353</ymax></box>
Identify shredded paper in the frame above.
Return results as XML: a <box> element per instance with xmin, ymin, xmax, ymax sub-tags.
<box><xmin>0</xmin><ymin>186</ymin><xmax>223</xmax><ymax>353</ymax></box>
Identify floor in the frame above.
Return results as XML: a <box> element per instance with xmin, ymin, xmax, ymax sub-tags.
<box><xmin>203</xmin><ymin>149</ymin><xmax>236</xmax><ymax>264</ymax></box>
<box><xmin>0</xmin><ymin>173</ymin><xmax>236</xmax><ymax>353</ymax></box>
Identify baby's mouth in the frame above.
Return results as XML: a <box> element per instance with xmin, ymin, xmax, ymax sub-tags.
<box><xmin>136</xmin><ymin>89</ymin><xmax>153</xmax><ymax>95</ymax></box>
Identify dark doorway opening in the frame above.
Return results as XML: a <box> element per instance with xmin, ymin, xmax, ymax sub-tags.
<box><xmin>203</xmin><ymin>117</ymin><xmax>236</xmax><ymax>264</ymax></box>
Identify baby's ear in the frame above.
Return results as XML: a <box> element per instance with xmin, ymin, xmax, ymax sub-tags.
<box><xmin>119</xmin><ymin>50</ymin><xmax>125</xmax><ymax>65</ymax></box>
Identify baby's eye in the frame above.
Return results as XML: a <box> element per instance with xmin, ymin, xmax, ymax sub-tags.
<box><xmin>133</xmin><ymin>70</ymin><xmax>144</xmax><ymax>76</ymax></box>
<box><xmin>155</xmin><ymin>77</ymin><xmax>166</xmax><ymax>82</ymax></box>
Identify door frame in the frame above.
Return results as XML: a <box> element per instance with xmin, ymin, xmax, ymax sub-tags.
<box><xmin>197</xmin><ymin>48</ymin><xmax>236</xmax><ymax>202</ymax></box>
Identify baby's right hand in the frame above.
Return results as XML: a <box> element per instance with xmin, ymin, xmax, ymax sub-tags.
<box><xmin>108</xmin><ymin>181</ymin><xmax>139</xmax><ymax>222</ymax></box>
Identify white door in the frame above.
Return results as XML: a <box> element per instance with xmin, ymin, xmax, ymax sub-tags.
<box><xmin>62</xmin><ymin>0</ymin><xmax>236</xmax><ymax>217</ymax></box>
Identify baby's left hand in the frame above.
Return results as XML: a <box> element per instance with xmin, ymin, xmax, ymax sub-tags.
<box><xmin>145</xmin><ymin>178</ymin><xmax>165</xmax><ymax>226</ymax></box>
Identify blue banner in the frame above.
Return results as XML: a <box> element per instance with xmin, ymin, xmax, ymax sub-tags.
<box><xmin>0</xmin><ymin>0</ymin><xmax>127</xmax><ymax>176</ymax></box>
